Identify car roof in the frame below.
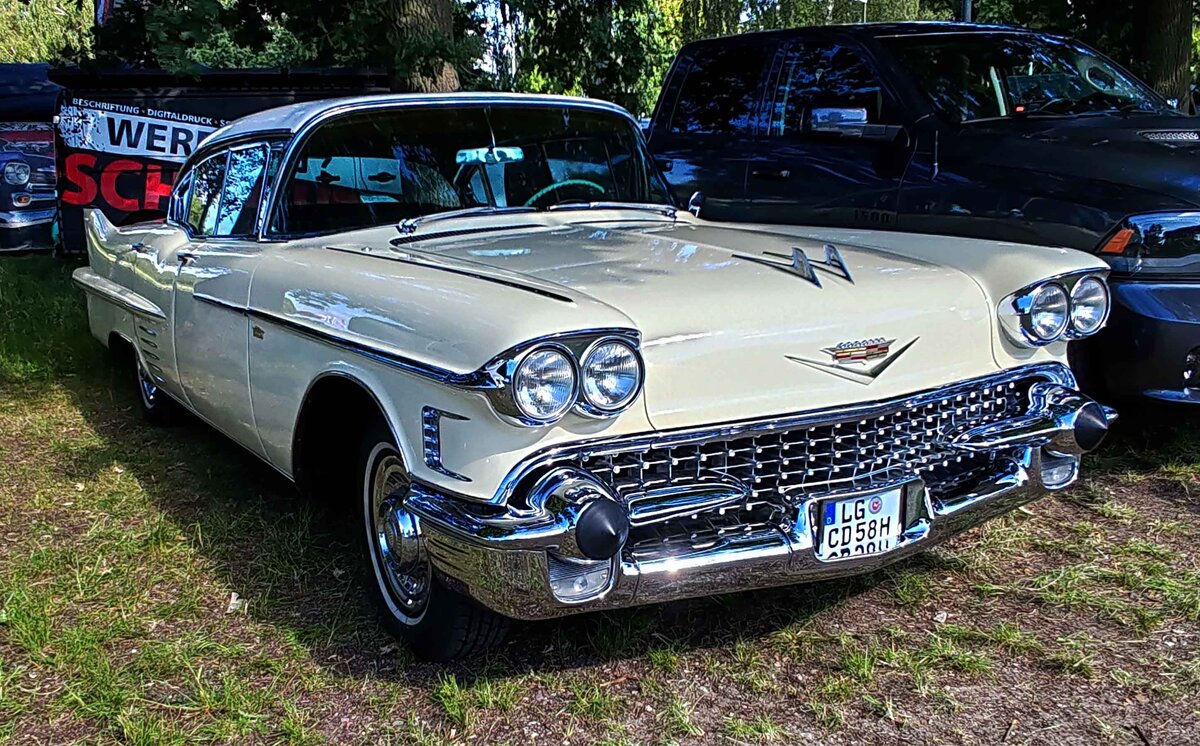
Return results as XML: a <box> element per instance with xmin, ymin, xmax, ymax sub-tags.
<box><xmin>678</xmin><ymin>20</ymin><xmax>1039</xmax><ymax>49</ymax></box>
<box><xmin>204</xmin><ymin>92</ymin><xmax>637</xmax><ymax>149</ymax></box>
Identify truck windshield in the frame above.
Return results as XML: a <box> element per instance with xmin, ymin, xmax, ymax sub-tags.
<box><xmin>274</xmin><ymin>103</ymin><xmax>673</xmax><ymax>236</ymax></box>
<box><xmin>881</xmin><ymin>33</ymin><xmax>1170</xmax><ymax>123</ymax></box>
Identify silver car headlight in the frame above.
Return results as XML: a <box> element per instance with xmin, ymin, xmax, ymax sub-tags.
<box><xmin>3</xmin><ymin>162</ymin><xmax>30</xmax><ymax>186</ymax></box>
<box><xmin>999</xmin><ymin>273</ymin><xmax>1110</xmax><ymax>347</ymax></box>
<box><xmin>512</xmin><ymin>346</ymin><xmax>577</xmax><ymax>423</ymax></box>
<box><xmin>1029</xmin><ymin>283</ymin><xmax>1070</xmax><ymax>341</ymax></box>
<box><xmin>1069</xmin><ymin>276</ymin><xmax>1110</xmax><ymax>336</ymax></box>
<box><xmin>580</xmin><ymin>339</ymin><xmax>643</xmax><ymax>416</ymax></box>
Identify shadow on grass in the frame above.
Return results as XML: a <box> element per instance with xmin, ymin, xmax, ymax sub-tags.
<box><xmin>55</xmin><ymin>365</ymin><xmax>916</xmax><ymax>684</ymax></box>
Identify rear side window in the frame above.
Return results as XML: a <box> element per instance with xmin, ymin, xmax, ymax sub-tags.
<box><xmin>670</xmin><ymin>43</ymin><xmax>771</xmax><ymax>136</ymax></box>
<box><xmin>768</xmin><ymin>41</ymin><xmax>896</xmax><ymax>137</ymax></box>
<box><xmin>215</xmin><ymin>144</ymin><xmax>268</xmax><ymax>236</ymax></box>
<box><xmin>186</xmin><ymin>153</ymin><xmax>226</xmax><ymax>236</ymax></box>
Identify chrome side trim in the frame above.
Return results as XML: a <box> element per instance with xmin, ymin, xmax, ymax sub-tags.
<box><xmin>195</xmin><ymin>290</ymin><xmax>639</xmax><ymax>395</ymax></box>
<box><xmin>219</xmin><ymin>297</ymin><xmax>491</xmax><ymax>387</ymax></box>
<box><xmin>72</xmin><ymin>267</ymin><xmax>167</xmax><ymax>321</ymax></box>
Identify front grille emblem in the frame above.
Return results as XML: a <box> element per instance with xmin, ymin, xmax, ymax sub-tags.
<box><xmin>788</xmin><ymin>337</ymin><xmax>918</xmax><ymax>385</ymax></box>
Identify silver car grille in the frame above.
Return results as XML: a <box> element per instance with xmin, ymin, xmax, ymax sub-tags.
<box><xmin>562</xmin><ymin>374</ymin><xmax>1043</xmax><ymax>559</ymax></box>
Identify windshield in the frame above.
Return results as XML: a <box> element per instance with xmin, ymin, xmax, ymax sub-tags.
<box><xmin>881</xmin><ymin>33</ymin><xmax>1169</xmax><ymax>123</ymax></box>
<box><xmin>274</xmin><ymin>103</ymin><xmax>672</xmax><ymax>236</ymax></box>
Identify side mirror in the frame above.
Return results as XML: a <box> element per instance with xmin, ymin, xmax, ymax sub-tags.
<box><xmin>811</xmin><ymin>106</ymin><xmax>906</xmax><ymax>143</ymax></box>
<box><xmin>811</xmin><ymin>107</ymin><xmax>869</xmax><ymax>135</ymax></box>
<box><xmin>687</xmin><ymin>191</ymin><xmax>704</xmax><ymax>218</ymax></box>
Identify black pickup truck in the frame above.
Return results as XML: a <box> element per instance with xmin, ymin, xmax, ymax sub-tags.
<box><xmin>646</xmin><ymin>22</ymin><xmax>1200</xmax><ymax>405</ymax></box>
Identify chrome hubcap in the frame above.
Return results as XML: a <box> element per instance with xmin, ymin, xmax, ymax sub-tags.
<box><xmin>371</xmin><ymin>453</ymin><xmax>431</xmax><ymax>617</ymax></box>
<box><xmin>137</xmin><ymin>362</ymin><xmax>159</xmax><ymax>408</ymax></box>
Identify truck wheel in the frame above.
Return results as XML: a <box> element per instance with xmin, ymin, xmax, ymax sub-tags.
<box><xmin>134</xmin><ymin>355</ymin><xmax>177</xmax><ymax>426</ymax></box>
<box><xmin>358</xmin><ymin>423</ymin><xmax>508</xmax><ymax>661</ymax></box>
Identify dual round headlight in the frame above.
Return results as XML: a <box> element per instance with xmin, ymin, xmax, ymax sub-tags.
<box><xmin>3</xmin><ymin>162</ymin><xmax>30</xmax><ymax>186</ymax></box>
<box><xmin>511</xmin><ymin>339</ymin><xmax>642</xmax><ymax>424</ymax></box>
<box><xmin>1023</xmin><ymin>276</ymin><xmax>1110</xmax><ymax>343</ymax></box>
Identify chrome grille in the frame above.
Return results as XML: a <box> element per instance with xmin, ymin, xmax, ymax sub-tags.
<box><xmin>564</xmin><ymin>375</ymin><xmax>1042</xmax><ymax>558</ymax></box>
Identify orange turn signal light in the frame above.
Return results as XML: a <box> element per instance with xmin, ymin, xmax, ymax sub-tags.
<box><xmin>1100</xmin><ymin>227</ymin><xmax>1134</xmax><ymax>255</ymax></box>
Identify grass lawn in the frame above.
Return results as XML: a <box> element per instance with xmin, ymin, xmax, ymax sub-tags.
<box><xmin>1</xmin><ymin>254</ymin><xmax>1199</xmax><ymax>744</ymax></box>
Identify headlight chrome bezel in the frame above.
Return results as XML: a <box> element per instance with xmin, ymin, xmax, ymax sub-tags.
<box><xmin>3</xmin><ymin>162</ymin><xmax>30</xmax><ymax>186</ymax></box>
<box><xmin>483</xmin><ymin>329</ymin><xmax>644</xmax><ymax>427</ymax></box>
<box><xmin>578</xmin><ymin>337</ymin><xmax>645</xmax><ymax>418</ymax></box>
<box><xmin>1000</xmin><ymin>271</ymin><xmax>1111</xmax><ymax>347</ymax></box>
<box><xmin>511</xmin><ymin>344</ymin><xmax>579</xmax><ymax>425</ymax></box>
<box><xmin>1069</xmin><ymin>276</ymin><xmax>1110</xmax><ymax>336</ymax></box>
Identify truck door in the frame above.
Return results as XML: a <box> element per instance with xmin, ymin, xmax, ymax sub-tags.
<box><xmin>646</xmin><ymin>38</ymin><xmax>775</xmax><ymax>222</ymax></box>
<box><xmin>745</xmin><ymin>36</ymin><xmax>912</xmax><ymax>230</ymax></box>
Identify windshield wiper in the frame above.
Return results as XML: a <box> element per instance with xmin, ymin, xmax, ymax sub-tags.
<box><xmin>397</xmin><ymin>206</ymin><xmax>538</xmax><ymax>235</ymax></box>
<box><xmin>546</xmin><ymin>201</ymin><xmax>678</xmax><ymax>219</ymax></box>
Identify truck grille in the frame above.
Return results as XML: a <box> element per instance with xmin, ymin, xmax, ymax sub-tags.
<box><xmin>561</xmin><ymin>373</ymin><xmax>1045</xmax><ymax>559</ymax></box>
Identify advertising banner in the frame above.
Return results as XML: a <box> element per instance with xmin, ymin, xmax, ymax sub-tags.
<box><xmin>51</xmin><ymin>68</ymin><xmax>392</xmax><ymax>253</ymax></box>
<box><xmin>57</xmin><ymin>98</ymin><xmax>226</xmax><ymax>222</ymax></box>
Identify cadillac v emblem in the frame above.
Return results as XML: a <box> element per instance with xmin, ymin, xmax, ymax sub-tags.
<box><xmin>787</xmin><ymin>337</ymin><xmax>919</xmax><ymax>385</ymax></box>
<box><xmin>824</xmin><ymin>337</ymin><xmax>893</xmax><ymax>365</ymax></box>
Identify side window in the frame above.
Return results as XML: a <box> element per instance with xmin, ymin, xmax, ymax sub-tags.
<box><xmin>768</xmin><ymin>41</ymin><xmax>896</xmax><ymax>138</ymax></box>
<box><xmin>169</xmin><ymin>172</ymin><xmax>192</xmax><ymax>225</ymax></box>
<box><xmin>670</xmin><ymin>43</ymin><xmax>772</xmax><ymax>136</ymax></box>
<box><xmin>215</xmin><ymin>144</ymin><xmax>268</xmax><ymax>237</ymax></box>
<box><xmin>186</xmin><ymin>152</ymin><xmax>227</xmax><ymax>236</ymax></box>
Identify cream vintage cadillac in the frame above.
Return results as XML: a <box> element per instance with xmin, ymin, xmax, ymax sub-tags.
<box><xmin>75</xmin><ymin>93</ymin><xmax>1115</xmax><ymax>660</ymax></box>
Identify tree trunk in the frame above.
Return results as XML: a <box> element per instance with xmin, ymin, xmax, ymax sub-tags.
<box><xmin>391</xmin><ymin>0</ymin><xmax>460</xmax><ymax>93</ymax></box>
<box><xmin>1134</xmin><ymin>0</ymin><xmax>1193</xmax><ymax>105</ymax></box>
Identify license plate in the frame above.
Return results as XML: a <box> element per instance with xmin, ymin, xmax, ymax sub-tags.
<box><xmin>817</xmin><ymin>487</ymin><xmax>903</xmax><ymax>561</ymax></box>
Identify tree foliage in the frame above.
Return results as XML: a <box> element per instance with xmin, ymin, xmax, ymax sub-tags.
<box><xmin>0</xmin><ymin>0</ymin><xmax>1195</xmax><ymax>112</ymax></box>
<box><xmin>0</xmin><ymin>0</ymin><xmax>93</xmax><ymax>63</ymax></box>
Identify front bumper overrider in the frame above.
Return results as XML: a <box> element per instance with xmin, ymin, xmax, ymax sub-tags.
<box><xmin>402</xmin><ymin>365</ymin><xmax>1116</xmax><ymax>620</ymax></box>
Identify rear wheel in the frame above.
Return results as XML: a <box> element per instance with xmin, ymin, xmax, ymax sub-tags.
<box><xmin>358</xmin><ymin>423</ymin><xmax>508</xmax><ymax>660</ymax></box>
<box><xmin>133</xmin><ymin>354</ymin><xmax>177</xmax><ymax>426</ymax></box>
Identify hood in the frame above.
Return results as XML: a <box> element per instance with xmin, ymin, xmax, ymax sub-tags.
<box><xmin>966</xmin><ymin>114</ymin><xmax>1200</xmax><ymax>209</ymax></box>
<box><xmin>394</xmin><ymin>217</ymin><xmax>999</xmax><ymax>430</ymax></box>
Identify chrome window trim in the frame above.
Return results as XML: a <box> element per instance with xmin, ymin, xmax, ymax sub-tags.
<box><xmin>473</xmin><ymin>361</ymin><xmax>1077</xmax><ymax>506</ymax></box>
<box><xmin>259</xmin><ymin>96</ymin><xmax>661</xmax><ymax>242</ymax></box>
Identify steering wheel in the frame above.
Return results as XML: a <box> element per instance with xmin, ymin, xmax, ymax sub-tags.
<box><xmin>1027</xmin><ymin>97</ymin><xmax>1074</xmax><ymax>114</ymax></box>
<box><xmin>522</xmin><ymin>179</ymin><xmax>606</xmax><ymax>207</ymax></box>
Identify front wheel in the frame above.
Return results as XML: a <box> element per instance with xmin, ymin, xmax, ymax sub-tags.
<box><xmin>358</xmin><ymin>423</ymin><xmax>508</xmax><ymax>660</ymax></box>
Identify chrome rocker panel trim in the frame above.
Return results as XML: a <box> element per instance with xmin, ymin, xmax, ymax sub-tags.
<box><xmin>403</xmin><ymin>363</ymin><xmax>1109</xmax><ymax>620</ymax></box>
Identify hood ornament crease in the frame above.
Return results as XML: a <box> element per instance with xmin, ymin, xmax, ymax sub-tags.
<box><xmin>731</xmin><ymin>244</ymin><xmax>853</xmax><ymax>287</ymax></box>
<box><xmin>787</xmin><ymin>337</ymin><xmax>919</xmax><ymax>385</ymax></box>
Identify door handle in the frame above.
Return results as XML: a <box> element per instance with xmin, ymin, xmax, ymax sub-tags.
<box><xmin>177</xmin><ymin>251</ymin><xmax>197</xmax><ymax>266</ymax></box>
<box><xmin>130</xmin><ymin>241</ymin><xmax>148</xmax><ymax>253</ymax></box>
<box><xmin>751</xmin><ymin>168</ymin><xmax>792</xmax><ymax>180</ymax></box>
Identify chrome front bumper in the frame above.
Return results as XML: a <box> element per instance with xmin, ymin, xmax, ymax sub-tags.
<box><xmin>405</xmin><ymin>368</ymin><xmax>1116</xmax><ymax>620</ymax></box>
